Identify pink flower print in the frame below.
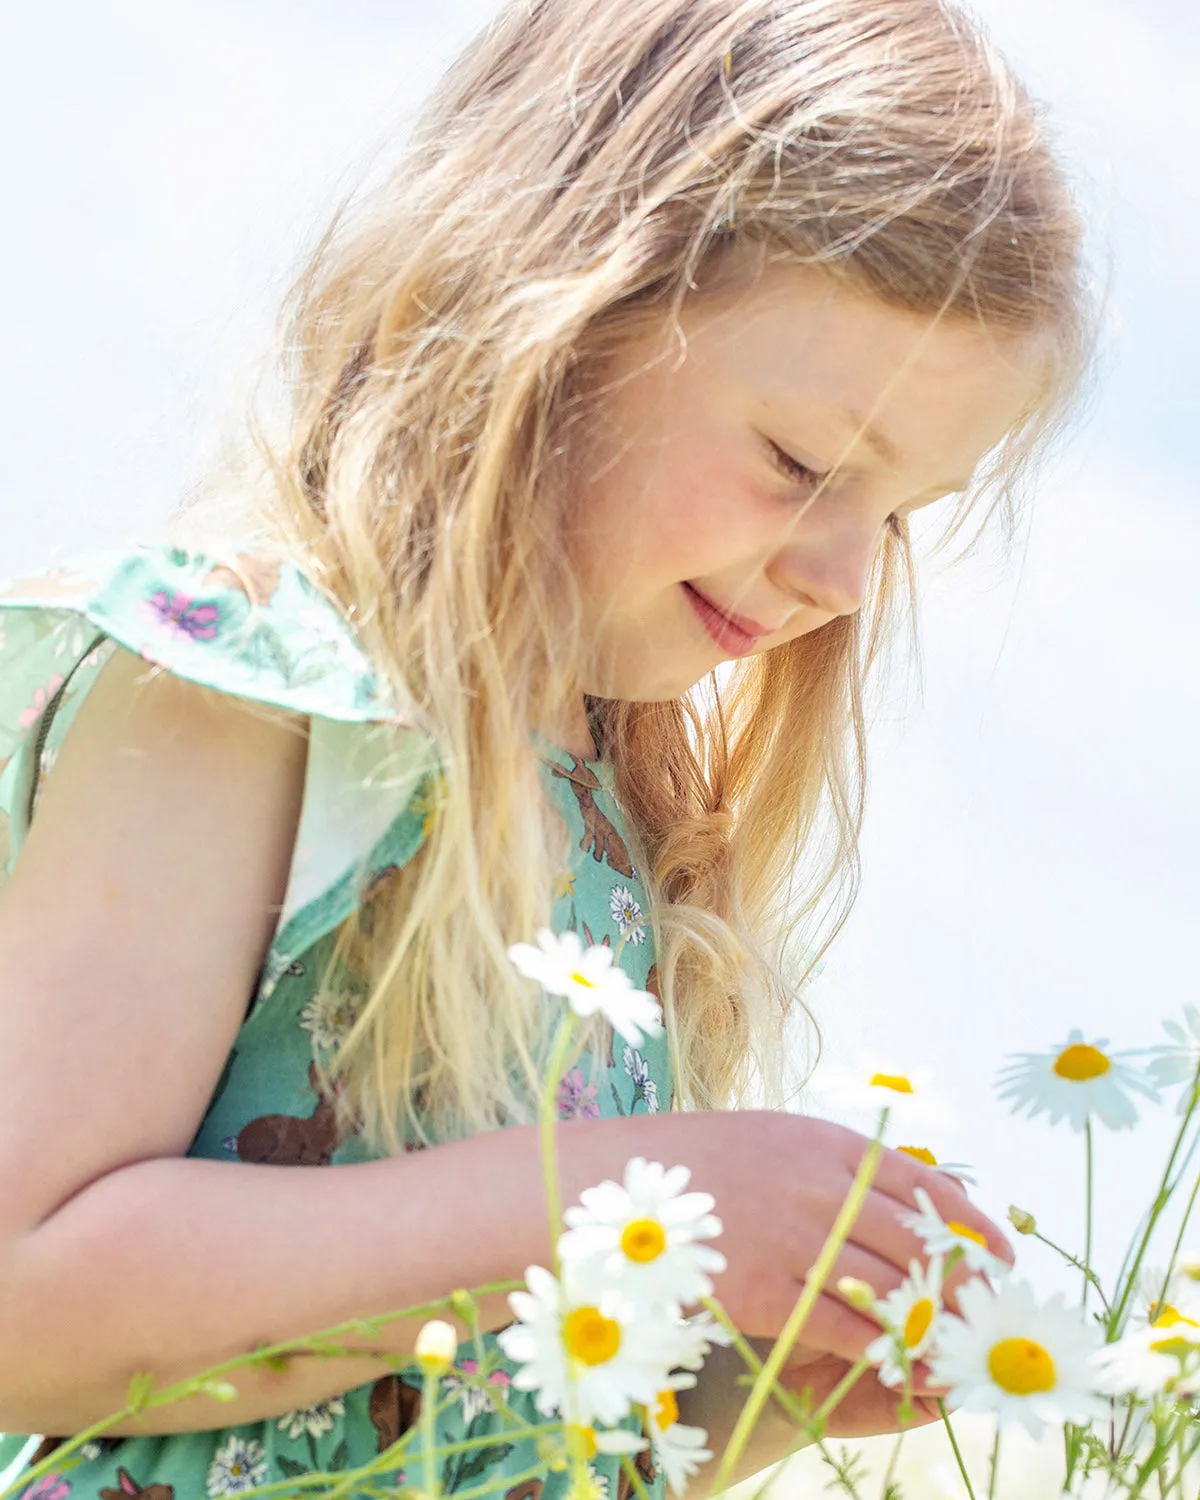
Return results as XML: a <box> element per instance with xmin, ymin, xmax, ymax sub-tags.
<box><xmin>142</xmin><ymin>590</ymin><xmax>221</xmax><ymax>642</ymax></box>
<box><xmin>22</xmin><ymin>1475</ymin><xmax>70</xmax><ymax>1500</ymax></box>
<box><xmin>557</xmin><ymin>1066</ymin><xmax>600</xmax><ymax>1121</ymax></box>
<box><xmin>18</xmin><ymin>675</ymin><xmax>65</xmax><ymax>730</ymax></box>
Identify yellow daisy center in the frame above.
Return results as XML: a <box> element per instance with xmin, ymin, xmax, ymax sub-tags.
<box><xmin>564</xmin><ymin>1307</ymin><xmax>621</xmax><ymax>1365</ymax></box>
<box><xmin>621</xmin><ymin>1218</ymin><xmax>668</xmax><ymax>1263</ymax></box>
<box><xmin>898</xmin><ymin>1146</ymin><xmax>938</xmax><ymax>1166</ymax></box>
<box><xmin>654</xmin><ymin>1388</ymin><xmax>679</xmax><ymax>1429</ymax></box>
<box><xmin>569</xmin><ymin>971</ymin><xmax>596</xmax><ymax>989</ymax></box>
<box><xmin>904</xmin><ymin>1297</ymin><xmax>935</xmax><ymax>1348</ymax></box>
<box><xmin>947</xmin><ymin>1221</ymin><xmax>987</xmax><ymax>1248</ymax></box>
<box><xmin>1153</xmin><ymin>1304</ymin><xmax>1200</xmax><ymax>1331</ymax></box>
<box><xmin>1053</xmin><ymin>1044</ymin><xmax>1111</xmax><ymax>1081</ymax></box>
<box><xmin>1150</xmin><ymin>1336</ymin><xmax>1196</xmax><ymax>1360</ymax></box>
<box><xmin>987</xmin><ymin>1337</ymin><xmax>1056</xmax><ymax>1395</ymax></box>
<box><xmin>568</xmin><ymin>1425</ymin><xmax>599</xmax><ymax>1460</ymax></box>
<box><xmin>870</xmin><ymin>1073</ymin><xmax>914</xmax><ymax>1094</ymax></box>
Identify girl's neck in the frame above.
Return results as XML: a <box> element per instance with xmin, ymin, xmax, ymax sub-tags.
<box><xmin>538</xmin><ymin>697</ymin><xmax>604</xmax><ymax>762</ymax></box>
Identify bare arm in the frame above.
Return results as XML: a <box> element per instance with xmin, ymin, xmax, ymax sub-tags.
<box><xmin>0</xmin><ymin>648</ymin><xmax>1012</xmax><ymax>1447</ymax></box>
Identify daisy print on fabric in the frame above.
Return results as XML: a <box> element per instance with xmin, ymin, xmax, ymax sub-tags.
<box><xmin>277</xmin><ymin>1396</ymin><xmax>345</xmax><ymax>1440</ymax></box>
<box><xmin>442</xmin><ymin>1358</ymin><xmax>514</xmax><ymax>1422</ymax></box>
<box><xmin>299</xmin><ymin>988</ymin><xmax>366</xmax><ymax>1052</ymax></box>
<box><xmin>609</xmin><ymin>886</ymin><xmax>646</xmax><ymax>945</ymax></box>
<box><xmin>623</xmin><ymin>1046</ymin><xmax>660</xmax><ymax>1113</ymax></box>
<box><xmin>206</xmin><ymin>1436</ymin><xmax>267</xmax><ymax>1497</ymax></box>
<box><xmin>995</xmin><ymin>1028</ymin><xmax>1159</xmax><ymax>1132</ymax></box>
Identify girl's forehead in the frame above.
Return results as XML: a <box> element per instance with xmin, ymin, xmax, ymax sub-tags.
<box><xmin>612</xmin><ymin>263</ymin><xmax>1052</xmax><ymax>474</ymax></box>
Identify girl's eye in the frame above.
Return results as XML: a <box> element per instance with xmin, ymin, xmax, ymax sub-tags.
<box><xmin>766</xmin><ymin>439</ymin><xmax>826</xmax><ymax>492</ymax></box>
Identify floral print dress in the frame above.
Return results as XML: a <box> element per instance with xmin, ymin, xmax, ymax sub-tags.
<box><xmin>0</xmin><ymin>544</ymin><xmax>673</xmax><ymax>1500</ymax></box>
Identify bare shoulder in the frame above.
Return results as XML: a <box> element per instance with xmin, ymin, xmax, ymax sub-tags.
<box><xmin>0</xmin><ymin>646</ymin><xmax>308</xmax><ymax>1233</ymax></box>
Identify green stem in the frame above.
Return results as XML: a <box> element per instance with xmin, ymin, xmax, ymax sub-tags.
<box><xmin>422</xmin><ymin>1367</ymin><xmax>441</xmax><ymax>1500</ymax></box>
<box><xmin>986</xmin><ymin>1426</ymin><xmax>1000</xmax><ymax>1500</ymax></box>
<box><xmin>937</xmin><ymin>1400</ymin><xmax>978</xmax><ymax>1500</ymax></box>
<box><xmin>539</xmin><ymin>1011</ymin><xmax>580</xmax><ymax>1262</ymax></box>
<box><xmin>1154</xmin><ymin>1167</ymin><xmax>1200</xmax><ymax>1323</ymax></box>
<box><xmin>816</xmin><ymin>1438</ymin><xmax>865</xmax><ymax>1500</ymax></box>
<box><xmin>812</xmin><ymin>1357</ymin><xmax>871</xmax><ymax>1429</ymax></box>
<box><xmin>1084</xmin><ymin>1117</ymin><xmax>1094</xmax><ymax>1314</ymax></box>
<box><xmin>697</xmin><ymin>1297</ymin><xmax>812</xmax><ymax>1427</ymax></box>
<box><xmin>1110</xmin><ymin>1105</ymin><xmax>1200</xmax><ymax>1337</ymax></box>
<box><xmin>709</xmin><ymin>1122</ymin><xmax>886</xmax><ymax>1495</ymax></box>
<box><xmin>1030</xmin><ymin>1230</ymin><xmax>1111</xmax><ymax>1313</ymax></box>
<box><xmin>880</xmin><ymin>1431</ymin><xmax>906</xmax><ymax>1498</ymax></box>
<box><xmin>619</xmin><ymin>1453</ymin><xmax>652</xmax><ymax>1500</ymax></box>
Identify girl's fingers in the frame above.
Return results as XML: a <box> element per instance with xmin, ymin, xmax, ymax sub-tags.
<box><xmin>859</xmin><ymin>1147</ymin><xmax>1015</xmax><ymax>1268</ymax></box>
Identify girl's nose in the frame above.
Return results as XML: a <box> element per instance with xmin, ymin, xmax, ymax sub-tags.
<box><xmin>768</xmin><ymin>522</ymin><xmax>883</xmax><ymax>620</ymax></box>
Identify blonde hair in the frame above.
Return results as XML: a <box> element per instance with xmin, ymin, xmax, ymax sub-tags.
<box><xmin>217</xmin><ymin>0</ymin><xmax>1090</xmax><ymax>1149</ymax></box>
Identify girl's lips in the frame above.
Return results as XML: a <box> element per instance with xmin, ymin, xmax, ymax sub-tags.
<box><xmin>682</xmin><ymin>582</ymin><xmax>762</xmax><ymax>657</ymax></box>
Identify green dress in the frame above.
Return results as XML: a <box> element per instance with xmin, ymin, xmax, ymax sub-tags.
<box><xmin>0</xmin><ymin>544</ymin><xmax>673</xmax><ymax>1500</ymax></box>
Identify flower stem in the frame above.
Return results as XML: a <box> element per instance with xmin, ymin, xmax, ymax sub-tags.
<box><xmin>937</xmin><ymin>1400</ymin><xmax>978</xmax><ymax>1500</ymax></box>
<box><xmin>1029</xmin><ymin>1230</ymin><xmax>1110</xmax><ymax>1313</ymax></box>
<box><xmin>1084</xmin><ymin>1117</ymin><xmax>1094</xmax><ymax>1314</ymax></box>
<box><xmin>539</xmin><ymin>1011</ymin><xmax>580</xmax><ymax>1262</ymax></box>
<box><xmin>709</xmin><ymin>1124</ymin><xmax>885</xmax><ymax>1495</ymax></box>
<box><xmin>1110</xmin><ymin>1103</ymin><xmax>1200</xmax><ymax>1337</ymax></box>
<box><xmin>421</xmin><ymin>1367</ymin><xmax>441</xmax><ymax>1500</ymax></box>
<box><xmin>986</xmin><ymin>1426</ymin><xmax>1000</xmax><ymax>1500</ymax></box>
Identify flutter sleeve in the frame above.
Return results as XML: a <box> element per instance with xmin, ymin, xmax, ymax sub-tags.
<box><xmin>0</xmin><ymin>542</ymin><xmax>439</xmax><ymax>998</ymax></box>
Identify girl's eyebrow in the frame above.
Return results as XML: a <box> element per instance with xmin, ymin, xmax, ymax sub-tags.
<box><xmin>792</xmin><ymin>401</ymin><xmax>973</xmax><ymax>493</ymax></box>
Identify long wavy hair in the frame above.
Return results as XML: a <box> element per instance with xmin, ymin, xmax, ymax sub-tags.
<box><xmin>203</xmin><ymin>0</ymin><xmax>1091</xmax><ymax>1150</ymax></box>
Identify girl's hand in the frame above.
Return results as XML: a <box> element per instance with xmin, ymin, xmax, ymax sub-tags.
<box><xmin>778</xmin><ymin>1347</ymin><xmax>942</xmax><ymax>1438</ymax></box>
<box><xmin>562</xmin><ymin>1110</ymin><xmax>1012</xmax><ymax>1367</ymax></box>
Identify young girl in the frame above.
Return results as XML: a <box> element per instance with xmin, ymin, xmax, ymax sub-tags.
<box><xmin>0</xmin><ymin>0</ymin><xmax>1089</xmax><ymax>1496</ymax></box>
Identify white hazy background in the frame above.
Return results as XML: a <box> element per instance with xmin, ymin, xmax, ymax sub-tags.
<box><xmin>1</xmin><ymin>3</ymin><xmax>1197</xmax><ymax>1495</ymax></box>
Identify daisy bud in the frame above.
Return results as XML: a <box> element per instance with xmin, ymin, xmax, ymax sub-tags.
<box><xmin>837</xmin><ymin>1276</ymin><xmax>878</xmax><ymax>1312</ymax></box>
<box><xmin>415</xmin><ymin>1318</ymin><xmax>457</xmax><ymax>1376</ymax></box>
<box><xmin>449</xmin><ymin>1288</ymin><xmax>478</xmax><ymax>1323</ymax></box>
<box><xmin>1007</xmin><ymin>1205</ymin><xmax>1037</xmax><ymax>1235</ymax></box>
<box><xmin>198</xmin><ymin>1379</ymin><xmax>239</xmax><ymax>1403</ymax></box>
<box><xmin>1177</xmin><ymin>1256</ymin><xmax>1200</xmax><ymax>1282</ymax></box>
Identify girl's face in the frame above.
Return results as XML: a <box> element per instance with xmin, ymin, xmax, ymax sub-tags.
<box><xmin>562</xmin><ymin>260</ymin><xmax>1050</xmax><ymax>723</ymax></box>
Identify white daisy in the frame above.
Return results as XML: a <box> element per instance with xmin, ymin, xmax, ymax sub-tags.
<box><xmin>299</xmin><ymin>988</ymin><xmax>366</xmax><ymax>1051</ymax></box>
<box><xmin>900</xmin><ymin>1188</ymin><xmax>1007</xmax><ymax>1279</ymax></box>
<box><xmin>659</xmin><ymin>1309</ymin><xmax>736</xmax><ymax>1372</ymax></box>
<box><xmin>646</xmin><ymin>1375</ymin><xmax>712</xmax><ymax>1497</ymax></box>
<box><xmin>565</xmin><ymin>1464</ymin><xmax>609</xmax><ymax>1500</ymax></box>
<box><xmin>609</xmin><ymin>886</ymin><xmax>647</xmax><ymax>945</ymax></box>
<box><xmin>1148</xmin><ymin>1006</ymin><xmax>1200</xmax><ymax>1114</ymax></box>
<box><xmin>508</xmin><ymin>929</ymin><xmax>663</xmax><ymax>1047</ymax></box>
<box><xmin>206</xmin><ymin>1435</ymin><xmax>268</xmax><ymax>1496</ymax></box>
<box><xmin>865</xmin><ymin>1256</ymin><xmax>945</xmax><ymax>1389</ymax></box>
<box><xmin>559</xmin><ymin>1157</ymin><xmax>726</xmax><ymax>1309</ymax></box>
<box><xmin>895</xmin><ymin>1144</ymin><xmax>977</xmax><ymax>1188</ymax></box>
<box><xmin>808</xmin><ymin>1059</ymin><xmax>952</xmax><ymax>1131</ymax></box>
<box><xmin>1094</xmin><ymin>1306</ymin><xmax>1200</xmax><ymax>1398</ymax></box>
<box><xmin>276</xmin><ymin>1397</ymin><xmax>345</xmax><ymax>1440</ymax></box>
<box><xmin>623</xmin><ymin>1047</ymin><xmax>660</xmax><ymax>1113</ymax></box>
<box><xmin>995</xmin><ymin>1028</ymin><xmax>1159</xmax><ymax>1132</ymax></box>
<box><xmin>1128</xmin><ymin>1263</ymin><xmax>1200</xmax><ymax>1329</ymax></box>
<box><xmin>928</xmin><ymin>1278</ymin><xmax>1107</xmax><ymax>1441</ymax></box>
<box><xmin>496</xmin><ymin>1263</ymin><xmax>677</xmax><ymax>1427</ymax></box>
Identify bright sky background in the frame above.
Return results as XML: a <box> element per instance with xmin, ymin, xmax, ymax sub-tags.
<box><xmin>2</xmin><ymin>0</ymin><xmax>1197</xmax><ymax>1360</ymax></box>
